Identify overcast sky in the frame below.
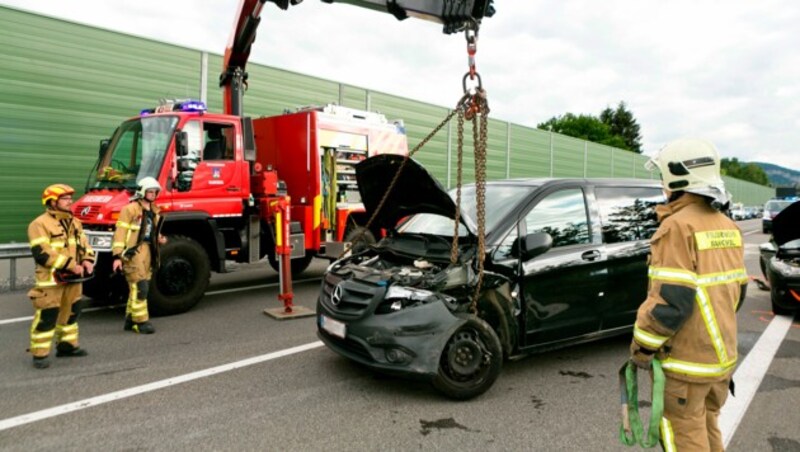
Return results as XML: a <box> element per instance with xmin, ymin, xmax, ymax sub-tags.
<box><xmin>3</xmin><ymin>0</ymin><xmax>799</xmax><ymax>170</ymax></box>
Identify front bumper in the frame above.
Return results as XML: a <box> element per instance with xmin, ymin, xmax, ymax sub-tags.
<box><xmin>316</xmin><ymin>279</ymin><xmax>466</xmax><ymax>378</ymax></box>
<box><xmin>767</xmin><ymin>260</ymin><xmax>800</xmax><ymax>311</ymax></box>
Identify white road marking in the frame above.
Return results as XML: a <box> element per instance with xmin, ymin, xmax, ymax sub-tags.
<box><xmin>0</xmin><ymin>277</ymin><xmax>322</xmax><ymax>325</ymax></box>
<box><xmin>720</xmin><ymin>314</ymin><xmax>795</xmax><ymax>447</ymax></box>
<box><xmin>0</xmin><ymin>341</ymin><xmax>324</xmax><ymax>432</ymax></box>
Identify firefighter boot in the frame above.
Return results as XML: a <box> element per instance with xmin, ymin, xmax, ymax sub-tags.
<box><xmin>124</xmin><ymin>315</ymin><xmax>155</xmax><ymax>334</ymax></box>
<box><xmin>55</xmin><ymin>342</ymin><xmax>88</xmax><ymax>358</ymax></box>
<box><xmin>32</xmin><ymin>356</ymin><xmax>51</xmax><ymax>369</ymax></box>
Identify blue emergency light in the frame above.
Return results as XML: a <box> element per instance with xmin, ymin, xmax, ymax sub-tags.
<box><xmin>179</xmin><ymin>100</ymin><xmax>207</xmax><ymax>112</ymax></box>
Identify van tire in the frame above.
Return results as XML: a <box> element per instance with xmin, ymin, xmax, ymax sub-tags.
<box><xmin>433</xmin><ymin>317</ymin><xmax>503</xmax><ymax>400</ymax></box>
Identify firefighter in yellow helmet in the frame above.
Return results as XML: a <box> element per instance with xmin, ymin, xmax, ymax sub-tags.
<box><xmin>111</xmin><ymin>177</ymin><xmax>166</xmax><ymax>334</ymax></box>
<box><xmin>631</xmin><ymin>138</ymin><xmax>748</xmax><ymax>451</ymax></box>
<box><xmin>27</xmin><ymin>184</ymin><xmax>96</xmax><ymax>369</ymax></box>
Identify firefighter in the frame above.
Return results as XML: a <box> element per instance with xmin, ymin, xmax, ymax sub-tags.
<box><xmin>27</xmin><ymin>184</ymin><xmax>96</xmax><ymax>369</ymax></box>
<box><xmin>111</xmin><ymin>177</ymin><xmax>166</xmax><ymax>334</ymax></box>
<box><xmin>631</xmin><ymin>138</ymin><xmax>748</xmax><ymax>451</ymax></box>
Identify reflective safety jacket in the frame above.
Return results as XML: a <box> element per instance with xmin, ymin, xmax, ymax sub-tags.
<box><xmin>28</xmin><ymin>209</ymin><xmax>96</xmax><ymax>288</ymax></box>
<box><xmin>111</xmin><ymin>200</ymin><xmax>162</xmax><ymax>260</ymax></box>
<box><xmin>632</xmin><ymin>193</ymin><xmax>747</xmax><ymax>383</ymax></box>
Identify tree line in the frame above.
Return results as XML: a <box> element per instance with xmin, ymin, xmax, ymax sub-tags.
<box><xmin>538</xmin><ymin>102</ymin><xmax>769</xmax><ymax>186</ymax></box>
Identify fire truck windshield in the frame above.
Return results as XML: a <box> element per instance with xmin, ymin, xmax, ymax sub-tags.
<box><xmin>87</xmin><ymin>116</ymin><xmax>178</xmax><ymax>190</ymax></box>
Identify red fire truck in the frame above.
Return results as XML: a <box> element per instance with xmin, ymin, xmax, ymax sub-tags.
<box><xmin>73</xmin><ymin>0</ymin><xmax>494</xmax><ymax>315</ymax></box>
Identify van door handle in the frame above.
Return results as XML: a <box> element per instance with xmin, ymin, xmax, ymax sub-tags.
<box><xmin>581</xmin><ymin>250</ymin><xmax>601</xmax><ymax>261</ymax></box>
<box><xmin>226</xmin><ymin>187</ymin><xmax>240</xmax><ymax>192</ymax></box>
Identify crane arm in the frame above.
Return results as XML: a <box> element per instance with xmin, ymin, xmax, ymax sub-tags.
<box><xmin>221</xmin><ymin>0</ymin><xmax>495</xmax><ymax>115</ymax></box>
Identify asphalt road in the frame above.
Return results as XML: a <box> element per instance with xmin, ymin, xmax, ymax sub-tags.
<box><xmin>0</xmin><ymin>218</ymin><xmax>798</xmax><ymax>451</ymax></box>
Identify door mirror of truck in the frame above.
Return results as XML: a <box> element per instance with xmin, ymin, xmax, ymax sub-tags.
<box><xmin>176</xmin><ymin>131</ymin><xmax>189</xmax><ymax>157</ymax></box>
<box><xmin>520</xmin><ymin>232</ymin><xmax>553</xmax><ymax>261</ymax></box>
<box><xmin>98</xmin><ymin>139</ymin><xmax>110</xmax><ymax>157</ymax></box>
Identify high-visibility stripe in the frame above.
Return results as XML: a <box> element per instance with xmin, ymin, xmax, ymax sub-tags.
<box><xmin>35</xmin><ymin>281</ymin><xmax>58</xmax><ymax>288</ymax></box>
<box><xmin>633</xmin><ymin>324</ymin><xmax>669</xmax><ymax>349</ymax></box>
<box><xmin>116</xmin><ymin>221</ymin><xmax>132</xmax><ymax>229</ymax></box>
<box><xmin>53</xmin><ymin>254</ymin><xmax>67</xmax><ymax>269</ymax></box>
<box><xmin>650</xmin><ymin>266</ymin><xmax>748</xmax><ymax>287</ymax></box>
<box><xmin>275</xmin><ymin>212</ymin><xmax>283</xmax><ymax>247</ymax></box>
<box><xmin>648</xmin><ymin>267</ymin><xmax>697</xmax><ymax>286</ymax></box>
<box><xmin>697</xmin><ymin>269</ymin><xmax>748</xmax><ymax>286</ymax></box>
<box><xmin>661</xmin><ymin>417</ymin><xmax>676</xmax><ymax>452</ymax></box>
<box><xmin>695</xmin><ymin>229</ymin><xmax>742</xmax><ymax>251</ymax></box>
<box><xmin>112</xmin><ymin>242</ymin><xmax>125</xmax><ymax>248</ymax></box>
<box><xmin>660</xmin><ymin>357</ymin><xmax>737</xmax><ymax>377</ymax></box>
<box><xmin>30</xmin><ymin>237</ymin><xmax>48</xmax><ymax>246</ymax></box>
<box><xmin>31</xmin><ymin>330</ymin><xmax>55</xmax><ymax>341</ymax></box>
<box><xmin>313</xmin><ymin>195</ymin><xmax>322</xmax><ymax>229</ymax></box>
<box><xmin>31</xmin><ymin>328</ymin><xmax>55</xmax><ymax>349</ymax></box>
<box><xmin>50</xmin><ymin>242</ymin><xmax>65</xmax><ymax>250</ymax></box>
<box><xmin>30</xmin><ymin>310</ymin><xmax>41</xmax><ymax>335</ymax></box>
<box><xmin>697</xmin><ymin>288</ymin><xmax>728</xmax><ymax>363</ymax></box>
<box><xmin>56</xmin><ymin>324</ymin><xmax>78</xmax><ymax>339</ymax></box>
<box><xmin>59</xmin><ymin>333</ymin><xmax>78</xmax><ymax>343</ymax></box>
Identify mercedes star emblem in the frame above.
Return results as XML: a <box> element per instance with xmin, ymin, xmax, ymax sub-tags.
<box><xmin>81</xmin><ymin>206</ymin><xmax>91</xmax><ymax>217</ymax></box>
<box><xmin>331</xmin><ymin>283</ymin><xmax>343</xmax><ymax>306</ymax></box>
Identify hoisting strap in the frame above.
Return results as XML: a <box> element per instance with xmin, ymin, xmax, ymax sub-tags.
<box><xmin>619</xmin><ymin>358</ymin><xmax>665</xmax><ymax>448</ymax></box>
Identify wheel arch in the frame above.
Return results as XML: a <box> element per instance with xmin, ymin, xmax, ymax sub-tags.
<box><xmin>161</xmin><ymin>211</ymin><xmax>225</xmax><ymax>272</ymax></box>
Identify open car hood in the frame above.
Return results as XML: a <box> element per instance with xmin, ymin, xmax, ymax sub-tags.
<box><xmin>356</xmin><ymin>154</ymin><xmax>472</xmax><ymax>232</ymax></box>
<box><xmin>772</xmin><ymin>201</ymin><xmax>800</xmax><ymax>247</ymax></box>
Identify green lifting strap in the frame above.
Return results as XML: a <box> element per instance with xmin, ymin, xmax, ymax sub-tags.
<box><xmin>619</xmin><ymin>358</ymin><xmax>665</xmax><ymax>448</ymax></box>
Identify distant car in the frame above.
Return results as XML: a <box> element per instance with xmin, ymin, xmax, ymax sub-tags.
<box><xmin>317</xmin><ymin>154</ymin><xmax>666</xmax><ymax>399</ymax></box>
<box><xmin>730</xmin><ymin>207</ymin><xmax>747</xmax><ymax>221</ymax></box>
<box><xmin>759</xmin><ymin>201</ymin><xmax>800</xmax><ymax>315</ymax></box>
<box><xmin>744</xmin><ymin>206</ymin><xmax>758</xmax><ymax>219</ymax></box>
<box><xmin>763</xmin><ymin>199</ymin><xmax>795</xmax><ymax>233</ymax></box>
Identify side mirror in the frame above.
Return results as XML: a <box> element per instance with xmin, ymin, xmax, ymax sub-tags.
<box><xmin>518</xmin><ymin>232</ymin><xmax>553</xmax><ymax>261</ymax></box>
<box><xmin>98</xmin><ymin>139</ymin><xmax>110</xmax><ymax>157</ymax></box>
<box><xmin>176</xmin><ymin>131</ymin><xmax>189</xmax><ymax>157</ymax></box>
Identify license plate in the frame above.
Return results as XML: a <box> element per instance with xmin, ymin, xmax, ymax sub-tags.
<box><xmin>320</xmin><ymin>314</ymin><xmax>346</xmax><ymax>339</ymax></box>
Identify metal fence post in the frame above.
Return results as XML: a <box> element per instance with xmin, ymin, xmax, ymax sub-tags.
<box><xmin>10</xmin><ymin>257</ymin><xmax>16</xmax><ymax>291</ymax></box>
<box><xmin>506</xmin><ymin>122</ymin><xmax>512</xmax><ymax>179</ymax></box>
<box><xmin>549</xmin><ymin>131</ymin><xmax>554</xmax><ymax>177</ymax></box>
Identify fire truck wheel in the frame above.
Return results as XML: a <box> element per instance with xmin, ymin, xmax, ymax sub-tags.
<box><xmin>150</xmin><ymin>235</ymin><xmax>210</xmax><ymax>316</ymax></box>
<box><xmin>344</xmin><ymin>226</ymin><xmax>376</xmax><ymax>254</ymax></box>
<box><xmin>268</xmin><ymin>253</ymin><xmax>314</xmax><ymax>276</ymax></box>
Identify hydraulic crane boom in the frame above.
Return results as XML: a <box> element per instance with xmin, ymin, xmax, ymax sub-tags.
<box><xmin>221</xmin><ymin>0</ymin><xmax>495</xmax><ymax>116</ymax></box>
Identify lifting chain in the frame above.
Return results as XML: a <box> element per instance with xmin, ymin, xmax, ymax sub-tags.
<box><xmin>342</xmin><ymin>25</ymin><xmax>490</xmax><ymax>317</ymax></box>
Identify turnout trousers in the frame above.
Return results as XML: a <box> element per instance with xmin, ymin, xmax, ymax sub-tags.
<box><xmin>28</xmin><ymin>283</ymin><xmax>84</xmax><ymax>358</ymax></box>
<box><xmin>123</xmin><ymin>244</ymin><xmax>153</xmax><ymax>323</ymax></box>
<box><xmin>660</xmin><ymin>376</ymin><xmax>730</xmax><ymax>452</ymax></box>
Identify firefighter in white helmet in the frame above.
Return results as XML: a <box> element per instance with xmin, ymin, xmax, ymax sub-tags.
<box><xmin>27</xmin><ymin>184</ymin><xmax>96</xmax><ymax>368</ymax></box>
<box><xmin>631</xmin><ymin>138</ymin><xmax>748</xmax><ymax>450</ymax></box>
<box><xmin>111</xmin><ymin>177</ymin><xmax>167</xmax><ymax>334</ymax></box>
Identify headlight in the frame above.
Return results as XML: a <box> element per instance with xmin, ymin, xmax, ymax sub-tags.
<box><xmin>385</xmin><ymin>286</ymin><xmax>434</xmax><ymax>312</ymax></box>
<box><xmin>771</xmin><ymin>258</ymin><xmax>800</xmax><ymax>277</ymax></box>
<box><xmin>386</xmin><ymin>286</ymin><xmax>433</xmax><ymax>301</ymax></box>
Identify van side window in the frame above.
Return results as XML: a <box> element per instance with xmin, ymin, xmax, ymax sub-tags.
<box><xmin>524</xmin><ymin>189</ymin><xmax>590</xmax><ymax>247</ymax></box>
<box><xmin>595</xmin><ymin>187</ymin><xmax>665</xmax><ymax>243</ymax></box>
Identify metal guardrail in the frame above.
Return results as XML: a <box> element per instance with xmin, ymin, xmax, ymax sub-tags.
<box><xmin>0</xmin><ymin>243</ymin><xmax>31</xmax><ymax>291</ymax></box>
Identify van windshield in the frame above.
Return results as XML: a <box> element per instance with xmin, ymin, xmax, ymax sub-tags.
<box><xmin>399</xmin><ymin>185</ymin><xmax>534</xmax><ymax>237</ymax></box>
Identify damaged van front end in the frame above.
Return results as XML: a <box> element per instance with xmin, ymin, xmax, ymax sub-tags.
<box><xmin>316</xmin><ymin>154</ymin><xmax>530</xmax><ymax>399</ymax></box>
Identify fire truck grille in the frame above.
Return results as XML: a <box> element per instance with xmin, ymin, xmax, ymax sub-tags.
<box><xmin>74</xmin><ymin>205</ymin><xmax>101</xmax><ymax>221</ymax></box>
